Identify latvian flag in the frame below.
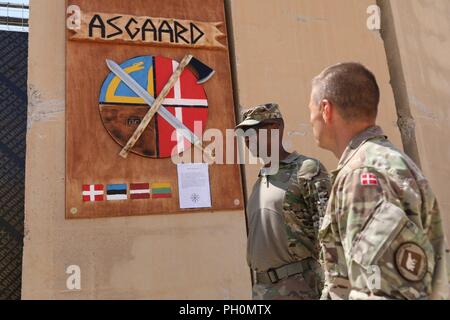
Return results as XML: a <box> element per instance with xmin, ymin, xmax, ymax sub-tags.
<box><xmin>82</xmin><ymin>184</ymin><xmax>104</xmax><ymax>202</ymax></box>
<box><xmin>152</xmin><ymin>183</ymin><xmax>172</xmax><ymax>199</ymax></box>
<box><xmin>130</xmin><ymin>183</ymin><xmax>151</xmax><ymax>200</ymax></box>
<box><xmin>106</xmin><ymin>184</ymin><xmax>128</xmax><ymax>201</ymax></box>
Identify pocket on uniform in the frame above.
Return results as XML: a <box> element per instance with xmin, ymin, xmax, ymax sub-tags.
<box><xmin>351</xmin><ymin>201</ymin><xmax>435</xmax><ymax>277</ymax></box>
<box><xmin>351</xmin><ymin>201</ymin><xmax>408</xmax><ymax>268</ymax></box>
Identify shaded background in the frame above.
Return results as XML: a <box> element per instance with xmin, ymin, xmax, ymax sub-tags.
<box><xmin>0</xmin><ymin>29</ymin><xmax>27</xmax><ymax>300</ymax></box>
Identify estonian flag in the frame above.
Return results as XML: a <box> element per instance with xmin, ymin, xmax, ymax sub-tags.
<box><xmin>106</xmin><ymin>184</ymin><xmax>128</xmax><ymax>201</ymax></box>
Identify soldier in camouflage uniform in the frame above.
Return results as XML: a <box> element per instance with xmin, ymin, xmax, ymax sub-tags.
<box><xmin>235</xmin><ymin>103</ymin><xmax>331</xmax><ymax>300</ymax></box>
<box><xmin>308</xmin><ymin>62</ymin><xmax>449</xmax><ymax>299</ymax></box>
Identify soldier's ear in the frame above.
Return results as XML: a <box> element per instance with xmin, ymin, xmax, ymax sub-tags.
<box><xmin>321</xmin><ymin>99</ymin><xmax>333</xmax><ymax>124</ymax></box>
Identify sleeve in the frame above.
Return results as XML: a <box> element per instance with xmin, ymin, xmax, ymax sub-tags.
<box><xmin>336</xmin><ymin>167</ymin><xmax>436</xmax><ymax>300</ymax></box>
<box><xmin>283</xmin><ymin>159</ymin><xmax>331</xmax><ymax>260</ymax></box>
<box><xmin>301</xmin><ymin>161</ymin><xmax>332</xmax><ymax>239</ymax></box>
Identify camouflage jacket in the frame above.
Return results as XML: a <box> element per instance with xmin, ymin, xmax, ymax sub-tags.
<box><xmin>319</xmin><ymin>126</ymin><xmax>449</xmax><ymax>300</ymax></box>
<box><xmin>247</xmin><ymin>152</ymin><xmax>331</xmax><ymax>272</ymax></box>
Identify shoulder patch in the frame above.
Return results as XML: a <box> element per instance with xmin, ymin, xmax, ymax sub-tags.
<box><xmin>298</xmin><ymin>159</ymin><xmax>320</xmax><ymax>180</ymax></box>
<box><xmin>395</xmin><ymin>242</ymin><xmax>428</xmax><ymax>282</ymax></box>
<box><xmin>360</xmin><ymin>173</ymin><xmax>379</xmax><ymax>186</ymax></box>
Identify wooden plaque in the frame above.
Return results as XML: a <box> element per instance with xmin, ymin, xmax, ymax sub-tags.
<box><xmin>66</xmin><ymin>0</ymin><xmax>244</xmax><ymax>219</ymax></box>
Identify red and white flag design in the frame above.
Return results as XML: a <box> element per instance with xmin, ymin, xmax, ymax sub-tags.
<box><xmin>82</xmin><ymin>184</ymin><xmax>104</xmax><ymax>202</ymax></box>
<box><xmin>360</xmin><ymin>173</ymin><xmax>379</xmax><ymax>186</ymax></box>
<box><xmin>130</xmin><ymin>183</ymin><xmax>151</xmax><ymax>200</ymax></box>
<box><xmin>155</xmin><ymin>56</ymin><xmax>209</xmax><ymax>157</ymax></box>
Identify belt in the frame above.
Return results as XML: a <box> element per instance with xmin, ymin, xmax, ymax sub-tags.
<box><xmin>254</xmin><ymin>258</ymin><xmax>316</xmax><ymax>285</ymax></box>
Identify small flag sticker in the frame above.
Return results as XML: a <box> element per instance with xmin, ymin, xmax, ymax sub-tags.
<box><xmin>130</xmin><ymin>183</ymin><xmax>151</xmax><ymax>200</ymax></box>
<box><xmin>82</xmin><ymin>184</ymin><xmax>104</xmax><ymax>202</ymax></box>
<box><xmin>106</xmin><ymin>184</ymin><xmax>128</xmax><ymax>201</ymax></box>
<box><xmin>152</xmin><ymin>182</ymin><xmax>172</xmax><ymax>199</ymax></box>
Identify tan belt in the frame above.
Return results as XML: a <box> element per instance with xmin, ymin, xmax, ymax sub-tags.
<box><xmin>254</xmin><ymin>258</ymin><xmax>316</xmax><ymax>285</ymax></box>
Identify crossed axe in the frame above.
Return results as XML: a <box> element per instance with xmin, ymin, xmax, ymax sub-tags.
<box><xmin>106</xmin><ymin>55</ymin><xmax>215</xmax><ymax>160</ymax></box>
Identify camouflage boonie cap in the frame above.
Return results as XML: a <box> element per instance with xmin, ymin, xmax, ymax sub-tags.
<box><xmin>235</xmin><ymin>103</ymin><xmax>283</xmax><ymax>129</ymax></box>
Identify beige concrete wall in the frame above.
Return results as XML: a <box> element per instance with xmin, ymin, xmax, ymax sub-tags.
<box><xmin>387</xmin><ymin>0</ymin><xmax>450</xmax><ymax>239</ymax></box>
<box><xmin>228</xmin><ymin>0</ymin><xmax>402</xmax><ymax>192</ymax></box>
<box><xmin>24</xmin><ymin>0</ymin><xmax>449</xmax><ymax>299</ymax></box>
<box><xmin>22</xmin><ymin>0</ymin><xmax>250</xmax><ymax>300</ymax></box>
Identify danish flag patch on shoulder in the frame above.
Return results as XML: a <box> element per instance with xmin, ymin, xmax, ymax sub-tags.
<box><xmin>360</xmin><ymin>173</ymin><xmax>379</xmax><ymax>186</ymax></box>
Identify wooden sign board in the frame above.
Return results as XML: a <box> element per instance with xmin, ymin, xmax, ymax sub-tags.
<box><xmin>66</xmin><ymin>0</ymin><xmax>244</xmax><ymax>219</ymax></box>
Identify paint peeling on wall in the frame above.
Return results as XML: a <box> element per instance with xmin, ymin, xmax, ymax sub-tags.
<box><xmin>27</xmin><ymin>85</ymin><xmax>64</xmax><ymax>129</ymax></box>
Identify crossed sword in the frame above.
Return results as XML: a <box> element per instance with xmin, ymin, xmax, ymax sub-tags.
<box><xmin>105</xmin><ymin>55</ymin><xmax>215</xmax><ymax>160</ymax></box>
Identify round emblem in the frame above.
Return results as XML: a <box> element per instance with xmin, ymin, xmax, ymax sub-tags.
<box><xmin>99</xmin><ymin>55</ymin><xmax>209</xmax><ymax>158</ymax></box>
<box><xmin>395</xmin><ymin>242</ymin><xmax>428</xmax><ymax>282</ymax></box>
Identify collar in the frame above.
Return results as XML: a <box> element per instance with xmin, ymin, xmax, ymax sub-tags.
<box><xmin>333</xmin><ymin>126</ymin><xmax>387</xmax><ymax>175</ymax></box>
<box><xmin>259</xmin><ymin>151</ymin><xmax>301</xmax><ymax>177</ymax></box>
<box><xmin>281</xmin><ymin>151</ymin><xmax>301</xmax><ymax>164</ymax></box>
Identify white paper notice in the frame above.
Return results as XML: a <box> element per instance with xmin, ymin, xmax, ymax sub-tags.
<box><xmin>177</xmin><ymin>163</ymin><xmax>212</xmax><ymax>209</ymax></box>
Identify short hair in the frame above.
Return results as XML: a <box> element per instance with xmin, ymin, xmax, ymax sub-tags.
<box><xmin>312</xmin><ymin>62</ymin><xmax>380</xmax><ymax>121</ymax></box>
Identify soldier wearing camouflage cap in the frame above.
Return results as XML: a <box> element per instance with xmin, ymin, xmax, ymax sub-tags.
<box><xmin>236</xmin><ymin>103</ymin><xmax>331</xmax><ymax>300</ymax></box>
<box><xmin>309</xmin><ymin>62</ymin><xmax>449</xmax><ymax>299</ymax></box>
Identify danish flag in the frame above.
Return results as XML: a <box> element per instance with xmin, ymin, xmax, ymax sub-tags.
<box><xmin>360</xmin><ymin>173</ymin><xmax>379</xmax><ymax>186</ymax></box>
<box><xmin>82</xmin><ymin>184</ymin><xmax>104</xmax><ymax>202</ymax></box>
<box><xmin>155</xmin><ymin>56</ymin><xmax>209</xmax><ymax>157</ymax></box>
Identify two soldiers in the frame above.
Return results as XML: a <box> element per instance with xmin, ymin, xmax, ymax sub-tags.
<box><xmin>236</xmin><ymin>63</ymin><xmax>449</xmax><ymax>300</ymax></box>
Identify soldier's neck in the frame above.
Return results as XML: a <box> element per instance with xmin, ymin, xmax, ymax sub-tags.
<box><xmin>263</xmin><ymin>147</ymin><xmax>290</xmax><ymax>168</ymax></box>
<box><xmin>334</xmin><ymin>123</ymin><xmax>376</xmax><ymax>159</ymax></box>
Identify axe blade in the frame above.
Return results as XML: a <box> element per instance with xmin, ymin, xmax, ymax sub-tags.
<box><xmin>188</xmin><ymin>57</ymin><xmax>215</xmax><ymax>84</ymax></box>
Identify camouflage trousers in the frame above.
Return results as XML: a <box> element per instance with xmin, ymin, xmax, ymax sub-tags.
<box><xmin>252</xmin><ymin>268</ymin><xmax>323</xmax><ymax>300</ymax></box>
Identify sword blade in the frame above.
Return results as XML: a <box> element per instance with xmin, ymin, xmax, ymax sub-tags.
<box><xmin>105</xmin><ymin>59</ymin><xmax>201</xmax><ymax>145</ymax></box>
<box><xmin>157</xmin><ymin>106</ymin><xmax>200</xmax><ymax>144</ymax></box>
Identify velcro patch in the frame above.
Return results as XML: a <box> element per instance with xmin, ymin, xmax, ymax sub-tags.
<box><xmin>395</xmin><ymin>242</ymin><xmax>428</xmax><ymax>282</ymax></box>
<box><xmin>360</xmin><ymin>173</ymin><xmax>378</xmax><ymax>186</ymax></box>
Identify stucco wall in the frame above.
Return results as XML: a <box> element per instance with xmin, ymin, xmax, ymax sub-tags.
<box><xmin>22</xmin><ymin>0</ymin><xmax>449</xmax><ymax>299</ymax></box>
<box><xmin>386</xmin><ymin>0</ymin><xmax>450</xmax><ymax>239</ymax></box>
<box><xmin>22</xmin><ymin>0</ymin><xmax>250</xmax><ymax>300</ymax></box>
<box><xmin>228</xmin><ymin>0</ymin><xmax>402</xmax><ymax>195</ymax></box>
